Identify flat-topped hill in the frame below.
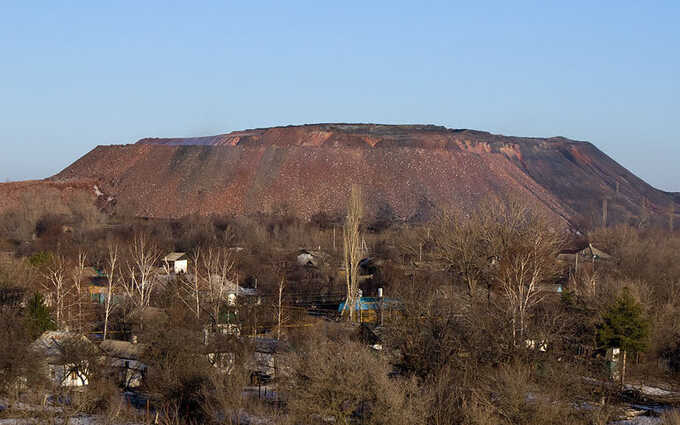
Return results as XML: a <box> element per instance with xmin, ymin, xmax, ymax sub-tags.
<box><xmin>40</xmin><ymin>123</ymin><xmax>676</xmax><ymax>228</ymax></box>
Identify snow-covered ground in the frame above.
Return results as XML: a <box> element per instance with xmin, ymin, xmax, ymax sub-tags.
<box><xmin>612</xmin><ymin>417</ymin><xmax>661</xmax><ymax>425</ymax></box>
<box><xmin>0</xmin><ymin>416</ymin><xmax>102</xmax><ymax>425</ymax></box>
<box><xmin>626</xmin><ymin>384</ymin><xmax>677</xmax><ymax>398</ymax></box>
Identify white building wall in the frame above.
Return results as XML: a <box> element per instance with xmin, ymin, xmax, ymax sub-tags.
<box><xmin>174</xmin><ymin>259</ymin><xmax>188</xmax><ymax>274</ymax></box>
<box><xmin>49</xmin><ymin>364</ymin><xmax>88</xmax><ymax>387</ymax></box>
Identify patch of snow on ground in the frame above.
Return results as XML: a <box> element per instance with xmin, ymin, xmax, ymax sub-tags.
<box><xmin>0</xmin><ymin>417</ymin><xmax>97</xmax><ymax>425</ymax></box>
<box><xmin>626</xmin><ymin>384</ymin><xmax>676</xmax><ymax>397</ymax></box>
<box><xmin>612</xmin><ymin>418</ymin><xmax>661</xmax><ymax>425</ymax></box>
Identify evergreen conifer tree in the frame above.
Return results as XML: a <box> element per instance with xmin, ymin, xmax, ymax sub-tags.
<box><xmin>597</xmin><ymin>288</ymin><xmax>649</xmax><ymax>386</ymax></box>
<box><xmin>25</xmin><ymin>292</ymin><xmax>55</xmax><ymax>339</ymax></box>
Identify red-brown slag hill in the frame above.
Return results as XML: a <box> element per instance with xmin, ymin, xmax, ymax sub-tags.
<box><xmin>42</xmin><ymin>124</ymin><xmax>678</xmax><ymax>228</ymax></box>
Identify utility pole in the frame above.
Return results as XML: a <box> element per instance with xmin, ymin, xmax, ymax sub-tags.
<box><xmin>575</xmin><ymin>252</ymin><xmax>579</xmax><ymax>275</ymax></box>
<box><xmin>670</xmin><ymin>203</ymin><xmax>675</xmax><ymax>233</ymax></box>
<box><xmin>640</xmin><ymin>197</ymin><xmax>649</xmax><ymax>229</ymax></box>
<box><xmin>602</xmin><ymin>198</ymin><xmax>608</xmax><ymax>228</ymax></box>
<box><xmin>358</xmin><ymin>289</ymin><xmax>363</xmax><ymax>323</ymax></box>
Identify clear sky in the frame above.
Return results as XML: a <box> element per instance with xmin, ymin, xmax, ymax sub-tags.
<box><xmin>1</xmin><ymin>2</ymin><xmax>678</xmax><ymax>190</ymax></box>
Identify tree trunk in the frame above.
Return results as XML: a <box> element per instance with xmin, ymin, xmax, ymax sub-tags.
<box><xmin>277</xmin><ymin>277</ymin><xmax>285</xmax><ymax>340</ymax></box>
<box><xmin>103</xmin><ymin>312</ymin><xmax>109</xmax><ymax>341</ymax></box>
<box><xmin>342</xmin><ymin>185</ymin><xmax>363</xmax><ymax>323</ymax></box>
<box><xmin>620</xmin><ymin>350</ymin><xmax>627</xmax><ymax>388</ymax></box>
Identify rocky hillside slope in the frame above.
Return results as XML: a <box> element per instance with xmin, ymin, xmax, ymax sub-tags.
<box><xmin>47</xmin><ymin>124</ymin><xmax>677</xmax><ymax>228</ymax></box>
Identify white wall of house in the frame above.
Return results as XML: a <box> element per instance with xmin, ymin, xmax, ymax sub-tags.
<box><xmin>297</xmin><ymin>252</ymin><xmax>315</xmax><ymax>266</ymax></box>
<box><xmin>174</xmin><ymin>259</ymin><xmax>188</xmax><ymax>274</ymax></box>
<box><xmin>49</xmin><ymin>364</ymin><xmax>88</xmax><ymax>387</ymax></box>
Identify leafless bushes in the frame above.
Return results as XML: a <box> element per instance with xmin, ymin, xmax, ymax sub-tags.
<box><xmin>284</xmin><ymin>338</ymin><xmax>427</xmax><ymax>425</ymax></box>
<box><xmin>0</xmin><ymin>188</ymin><xmax>105</xmax><ymax>245</ymax></box>
<box><xmin>138</xmin><ymin>308</ymin><xmax>250</xmax><ymax>424</ymax></box>
<box><xmin>4</xmin><ymin>193</ymin><xmax>680</xmax><ymax>423</ymax></box>
<box><xmin>662</xmin><ymin>409</ymin><xmax>680</xmax><ymax>425</ymax></box>
<box><xmin>0</xmin><ymin>308</ymin><xmax>43</xmax><ymax>400</ymax></box>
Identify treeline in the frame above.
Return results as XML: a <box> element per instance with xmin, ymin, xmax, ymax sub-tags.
<box><xmin>1</xmin><ymin>195</ymin><xmax>680</xmax><ymax>424</ymax></box>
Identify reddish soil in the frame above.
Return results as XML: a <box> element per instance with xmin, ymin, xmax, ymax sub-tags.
<box><xmin>42</xmin><ymin>123</ymin><xmax>677</xmax><ymax>228</ymax></box>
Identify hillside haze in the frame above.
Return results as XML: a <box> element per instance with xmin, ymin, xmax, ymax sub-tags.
<box><xmin>39</xmin><ymin>123</ymin><xmax>676</xmax><ymax>229</ymax></box>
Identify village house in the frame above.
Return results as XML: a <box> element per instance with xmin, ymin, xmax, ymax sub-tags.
<box><xmin>204</xmin><ymin>274</ymin><xmax>258</xmax><ymax>336</ymax></box>
<box><xmin>100</xmin><ymin>338</ymin><xmax>148</xmax><ymax>389</ymax></box>
<box><xmin>295</xmin><ymin>249</ymin><xmax>328</xmax><ymax>267</ymax></box>
<box><xmin>558</xmin><ymin>243</ymin><xmax>614</xmax><ymax>265</ymax></box>
<box><xmin>100</xmin><ymin>333</ymin><xmax>238</xmax><ymax>390</ymax></box>
<box><xmin>337</xmin><ymin>292</ymin><xmax>400</xmax><ymax>324</ymax></box>
<box><xmin>30</xmin><ymin>331</ymin><xmax>94</xmax><ymax>388</ymax></box>
<box><xmin>250</xmin><ymin>337</ymin><xmax>290</xmax><ymax>384</ymax></box>
<box><xmin>202</xmin><ymin>332</ymin><xmax>241</xmax><ymax>375</ymax></box>
<box><xmin>163</xmin><ymin>252</ymin><xmax>188</xmax><ymax>274</ymax></box>
<box><xmin>578</xmin><ymin>243</ymin><xmax>614</xmax><ymax>262</ymax></box>
<box><xmin>558</xmin><ymin>243</ymin><xmax>615</xmax><ymax>283</ymax></box>
<box><xmin>83</xmin><ymin>266</ymin><xmax>109</xmax><ymax>304</ymax></box>
<box><xmin>207</xmin><ymin>273</ymin><xmax>257</xmax><ymax>307</ymax></box>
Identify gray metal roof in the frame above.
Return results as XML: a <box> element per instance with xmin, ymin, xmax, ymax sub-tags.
<box><xmin>163</xmin><ymin>252</ymin><xmax>187</xmax><ymax>262</ymax></box>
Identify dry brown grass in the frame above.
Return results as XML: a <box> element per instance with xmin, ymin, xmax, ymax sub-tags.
<box><xmin>662</xmin><ymin>409</ymin><xmax>680</xmax><ymax>425</ymax></box>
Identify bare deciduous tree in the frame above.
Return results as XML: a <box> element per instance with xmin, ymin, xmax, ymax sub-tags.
<box><xmin>432</xmin><ymin>212</ymin><xmax>490</xmax><ymax>298</ymax></box>
<box><xmin>122</xmin><ymin>234</ymin><xmax>161</xmax><ymax>311</ymax></box>
<box><xmin>341</xmin><ymin>184</ymin><xmax>363</xmax><ymax>322</ymax></box>
<box><xmin>198</xmin><ymin>247</ymin><xmax>237</xmax><ymax>328</ymax></box>
<box><xmin>397</xmin><ymin>224</ymin><xmax>431</xmax><ymax>266</ymax></box>
<box><xmin>70</xmin><ymin>251</ymin><xmax>87</xmax><ymax>333</ymax></box>
<box><xmin>103</xmin><ymin>243</ymin><xmax>120</xmax><ymax>340</ymax></box>
<box><xmin>41</xmin><ymin>254</ymin><xmax>72</xmax><ymax>328</ymax></box>
<box><xmin>176</xmin><ymin>249</ymin><xmax>202</xmax><ymax>320</ymax></box>
<box><xmin>484</xmin><ymin>201</ymin><xmax>563</xmax><ymax>348</ymax></box>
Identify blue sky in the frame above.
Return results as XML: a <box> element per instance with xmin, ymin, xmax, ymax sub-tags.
<box><xmin>1</xmin><ymin>1</ymin><xmax>679</xmax><ymax>190</ymax></box>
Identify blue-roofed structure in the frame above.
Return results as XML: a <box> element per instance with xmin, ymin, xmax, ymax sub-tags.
<box><xmin>338</xmin><ymin>297</ymin><xmax>401</xmax><ymax>323</ymax></box>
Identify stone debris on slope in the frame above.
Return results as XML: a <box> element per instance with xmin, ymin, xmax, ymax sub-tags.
<box><xmin>14</xmin><ymin>123</ymin><xmax>675</xmax><ymax>227</ymax></box>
